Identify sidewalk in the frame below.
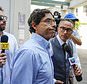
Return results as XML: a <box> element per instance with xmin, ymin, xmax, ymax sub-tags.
<box><xmin>74</xmin><ymin>49</ymin><xmax>87</xmax><ymax>84</ymax></box>
<box><xmin>77</xmin><ymin>24</ymin><xmax>87</xmax><ymax>49</ymax></box>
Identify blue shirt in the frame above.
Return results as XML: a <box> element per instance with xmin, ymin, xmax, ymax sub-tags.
<box><xmin>72</xmin><ymin>30</ymin><xmax>80</xmax><ymax>39</ymax></box>
<box><xmin>11</xmin><ymin>33</ymin><xmax>54</xmax><ymax>84</ymax></box>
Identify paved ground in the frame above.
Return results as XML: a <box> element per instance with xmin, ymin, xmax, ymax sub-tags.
<box><xmin>73</xmin><ymin>24</ymin><xmax>87</xmax><ymax>84</ymax></box>
<box><xmin>74</xmin><ymin>48</ymin><xmax>87</xmax><ymax>84</ymax></box>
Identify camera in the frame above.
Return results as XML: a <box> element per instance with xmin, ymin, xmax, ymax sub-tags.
<box><xmin>53</xmin><ymin>11</ymin><xmax>61</xmax><ymax>31</ymax></box>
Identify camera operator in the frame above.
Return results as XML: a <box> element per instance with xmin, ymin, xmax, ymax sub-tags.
<box><xmin>53</xmin><ymin>11</ymin><xmax>61</xmax><ymax>32</ymax></box>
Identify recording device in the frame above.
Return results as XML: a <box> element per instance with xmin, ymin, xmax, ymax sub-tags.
<box><xmin>53</xmin><ymin>11</ymin><xmax>61</xmax><ymax>31</ymax></box>
<box><xmin>0</xmin><ymin>35</ymin><xmax>9</xmax><ymax>53</ymax></box>
<box><xmin>63</xmin><ymin>43</ymin><xmax>82</xmax><ymax>82</ymax></box>
<box><xmin>0</xmin><ymin>35</ymin><xmax>8</xmax><ymax>84</ymax></box>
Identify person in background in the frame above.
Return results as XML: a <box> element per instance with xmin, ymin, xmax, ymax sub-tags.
<box><xmin>0</xmin><ymin>6</ymin><xmax>18</xmax><ymax>84</ymax></box>
<box><xmin>64</xmin><ymin>13</ymin><xmax>82</xmax><ymax>84</ymax></box>
<box><xmin>53</xmin><ymin>11</ymin><xmax>61</xmax><ymax>32</ymax></box>
<box><xmin>64</xmin><ymin>13</ymin><xmax>82</xmax><ymax>46</ymax></box>
<box><xmin>74</xmin><ymin>19</ymin><xmax>80</xmax><ymax>30</ymax></box>
<box><xmin>53</xmin><ymin>11</ymin><xmax>61</xmax><ymax>25</ymax></box>
<box><xmin>11</xmin><ymin>8</ymin><xmax>56</xmax><ymax>84</ymax></box>
<box><xmin>50</xmin><ymin>19</ymin><xmax>82</xmax><ymax>84</ymax></box>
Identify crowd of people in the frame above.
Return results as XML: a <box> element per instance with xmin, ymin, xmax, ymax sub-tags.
<box><xmin>0</xmin><ymin>6</ymin><xmax>83</xmax><ymax>84</ymax></box>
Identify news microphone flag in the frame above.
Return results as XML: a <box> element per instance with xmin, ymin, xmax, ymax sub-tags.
<box><xmin>69</xmin><ymin>56</ymin><xmax>76</xmax><ymax>66</ymax></box>
<box><xmin>0</xmin><ymin>35</ymin><xmax>9</xmax><ymax>52</ymax></box>
<box><xmin>0</xmin><ymin>43</ymin><xmax>9</xmax><ymax>50</ymax></box>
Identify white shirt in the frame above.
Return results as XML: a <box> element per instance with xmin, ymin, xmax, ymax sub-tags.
<box><xmin>0</xmin><ymin>32</ymin><xmax>18</xmax><ymax>84</ymax></box>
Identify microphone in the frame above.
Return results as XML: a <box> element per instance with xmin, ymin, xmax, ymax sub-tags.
<box><xmin>63</xmin><ymin>44</ymin><xmax>82</xmax><ymax>82</ymax></box>
<box><xmin>0</xmin><ymin>35</ymin><xmax>9</xmax><ymax>83</ymax></box>
<box><xmin>63</xmin><ymin>44</ymin><xmax>75</xmax><ymax>65</ymax></box>
<box><xmin>0</xmin><ymin>35</ymin><xmax>9</xmax><ymax>53</ymax></box>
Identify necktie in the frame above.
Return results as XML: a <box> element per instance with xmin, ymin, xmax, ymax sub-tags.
<box><xmin>62</xmin><ymin>42</ymin><xmax>73</xmax><ymax>57</ymax></box>
<box><xmin>62</xmin><ymin>43</ymin><xmax>67</xmax><ymax>83</ymax></box>
<box><xmin>62</xmin><ymin>43</ymin><xmax>66</xmax><ymax>56</ymax></box>
<box><xmin>67</xmin><ymin>41</ymin><xmax>73</xmax><ymax>57</ymax></box>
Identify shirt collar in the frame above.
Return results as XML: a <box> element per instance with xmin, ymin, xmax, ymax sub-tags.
<box><xmin>31</xmin><ymin>33</ymin><xmax>49</xmax><ymax>49</ymax></box>
<box><xmin>56</xmin><ymin>34</ymin><xmax>65</xmax><ymax>46</ymax></box>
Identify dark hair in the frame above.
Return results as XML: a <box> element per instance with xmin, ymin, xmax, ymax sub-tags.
<box><xmin>28</xmin><ymin>9</ymin><xmax>53</xmax><ymax>33</ymax></box>
<box><xmin>0</xmin><ymin>6</ymin><xmax>4</xmax><ymax>11</ymax></box>
<box><xmin>57</xmin><ymin>18</ymin><xmax>74</xmax><ymax>28</ymax></box>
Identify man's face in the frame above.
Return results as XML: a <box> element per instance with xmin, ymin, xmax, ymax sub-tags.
<box><xmin>0</xmin><ymin>10</ymin><xmax>7</xmax><ymax>32</ymax></box>
<box><xmin>33</xmin><ymin>13</ymin><xmax>56</xmax><ymax>40</ymax></box>
<box><xmin>58</xmin><ymin>21</ymin><xmax>73</xmax><ymax>42</ymax></box>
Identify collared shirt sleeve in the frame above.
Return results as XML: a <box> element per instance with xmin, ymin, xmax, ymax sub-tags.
<box><xmin>11</xmin><ymin>49</ymin><xmax>35</xmax><ymax>84</ymax></box>
<box><xmin>72</xmin><ymin>42</ymin><xmax>81</xmax><ymax>68</ymax></box>
<box><xmin>11</xmin><ymin>33</ymin><xmax>54</xmax><ymax>84</ymax></box>
<box><xmin>72</xmin><ymin>30</ymin><xmax>80</xmax><ymax>39</ymax></box>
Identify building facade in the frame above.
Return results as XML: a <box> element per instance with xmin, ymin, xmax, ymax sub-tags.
<box><xmin>0</xmin><ymin>0</ymin><xmax>31</xmax><ymax>47</ymax></box>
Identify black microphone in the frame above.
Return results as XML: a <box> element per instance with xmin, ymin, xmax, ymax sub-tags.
<box><xmin>0</xmin><ymin>35</ymin><xmax>8</xmax><ymax>83</ymax></box>
<box><xmin>63</xmin><ymin>43</ymin><xmax>73</xmax><ymax>56</ymax></box>
<box><xmin>63</xmin><ymin>44</ymin><xmax>82</xmax><ymax>82</ymax></box>
<box><xmin>1</xmin><ymin>35</ymin><xmax>9</xmax><ymax>53</ymax></box>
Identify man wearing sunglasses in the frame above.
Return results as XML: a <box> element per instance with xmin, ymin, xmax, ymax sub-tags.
<box><xmin>0</xmin><ymin>6</ymin><xmax>18</xmax><ymax>84</ymax></box>
<box><xmin>50</xmin><ymin>19</ymin><xmax>82</xmax><ymax>84</ymax></box>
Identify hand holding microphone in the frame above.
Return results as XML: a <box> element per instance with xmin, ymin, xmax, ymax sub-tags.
<box><xmin>63</xmin><ymin>43</ymin><xmax>82</xmax><ymax>82</ymax></box>
<box><xmin>0</xmin><ymin>53</ymin><xmax>6</xmax><ymax>67</ymax></box>
<box><xmin>73</xmin><ymin>64</ymin><xmax>83</xmax><ymax>82</ymax></box>
<box><xmin>0</xmin><ymin>35</ymin><xmax>8</xmax><ymax>67</ymax></box>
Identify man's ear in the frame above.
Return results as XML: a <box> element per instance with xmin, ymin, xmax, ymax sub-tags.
<box><xmin>31</xmin><ymin>21</ymin><xmax>37</xmax><ymax>30</ymax></box>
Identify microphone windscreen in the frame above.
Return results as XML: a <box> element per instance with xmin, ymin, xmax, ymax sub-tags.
<box><xmin>64</xmin><ymin>44</ymin><xmax>73</xmax><ymax>57</ymax></box>
<box><xmin>0</xmin><ymin>35</ymin><xmax>9</xmax><ymax>51</ymax></box>
<box><xmin>1</xmin><ymin>35</ymin><xmax>8</xmax><ymax>43</ymax></box>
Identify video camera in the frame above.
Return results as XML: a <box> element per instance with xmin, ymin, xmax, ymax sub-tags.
<box><xmin>53</xmin><ymin>11</ymin><xmax>61</xmax><ymax>31</ymax></box>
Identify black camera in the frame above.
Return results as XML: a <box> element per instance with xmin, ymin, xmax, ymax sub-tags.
<box><xmin>53</xmin><ymin>11</ymin><xmax>61</xmax><ymax>31</ymax></box>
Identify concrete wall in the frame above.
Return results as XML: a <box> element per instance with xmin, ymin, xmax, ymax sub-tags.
<box><xmin>12</xmin><ymin>0</ymin><xmax>31</xmax><ymax>46</ymax></box>
<box><xmin>70</xmin><ymin>0</ymin><xmax>87</xmax><ymax>8</ymax></box>
<box><xmin>0</xmin><ymin>0</ymin><xmax>31</xmax><ymax>46</ymax></box>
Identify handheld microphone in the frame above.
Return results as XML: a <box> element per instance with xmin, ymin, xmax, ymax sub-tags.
<box><xmin>63</xmin><ymin>44</ymin><xmax>75</xmax><ymax>65</ymax></box>
<box><xmin>63</xmin><ymin>44</ymin><xmax>82</xmax><ymax>82</ymax></box>
<box><xmin>0</xmin><ymin>35</ymin><xmax>9</xmax><ymax>53</ymax></box>
<box><xmin>0</xmin><ymin>35</ymin><xmax>9</xmax><ymax>83</ymax></box>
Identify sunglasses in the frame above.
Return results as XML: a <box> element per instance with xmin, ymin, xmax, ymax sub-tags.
<box><xmin>0</xmin><ymin>15</ymin><xmax>7</xmax><ymax>21</ymax></box>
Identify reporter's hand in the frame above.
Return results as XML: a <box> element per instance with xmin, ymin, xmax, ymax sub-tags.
<box><xmin>0</xmin><ymin>53</ymin><xmax>6</xmax><ymax>67</ymax></box>
<box><xmin>74</xmin><ymin>64</ymin><xmax>82</xmax><ymax>76</ymax></box>
<box><xmin>55</xmin><ymin>80</ymin><xmax>64</xmax><ymax>84</ymax></box>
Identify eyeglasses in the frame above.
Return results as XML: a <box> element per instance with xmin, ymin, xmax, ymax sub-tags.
<box><xmin>60</xmin><ymin>26</ymin><xmax>73</xmax><ymax>33</ymax></box>
<box><xmin>41</xmin><ymin>18</ymin><xmax>56</xmax><ymax>25</ymax></box>
<box><xmin>0</xmin><ymin>15</ymin><xmax>7</xmax><ymax>21</ymax></box>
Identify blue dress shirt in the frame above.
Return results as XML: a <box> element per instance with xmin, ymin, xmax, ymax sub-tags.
<box><xmin>11</xmin><ymin>33</ymin><xmax>54</xmax><ymax>84</ymax></box>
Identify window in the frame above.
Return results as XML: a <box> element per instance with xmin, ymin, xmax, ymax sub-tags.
<box><xmin>76</xmin><ymin>8</ymin><xmax>78</xmax><ymax>16</ymax></box>
<box><xmin>83</xmin><ymin>5</ymin><xmax>87</xmax><ymax>16</ymax></box>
